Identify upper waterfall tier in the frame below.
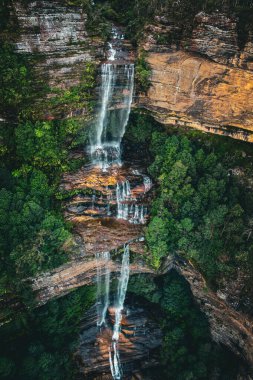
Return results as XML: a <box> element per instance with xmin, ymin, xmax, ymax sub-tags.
<box><xmin>89</xmin><ymin>27</ymin><xmax>135</xmax><ymax>171</ymax></box>
<box><xmin>89</xmin><ymin>63</ymin><xmax>134</xmax><ymax>170</ymax></box>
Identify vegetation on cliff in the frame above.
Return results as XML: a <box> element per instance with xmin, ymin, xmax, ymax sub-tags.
<box><xmin>145</xmin><ymin>127</ymin><xmax>253</xmax><ymax>296</ymax></box>
<box><xmin>135</xmin><ymin>51</ymin><xmax>152</xmax><ymax>93</ymax></box>
<box><xmin>93</xmin><ymin>0</ymin><xmax>253</xmax><ymax>43</ymax></box>
<box><xmin>0</xmin><ymin>1</ymin><xmax>253</xmax><ymax>378</ymax></box>
<box><xmin>0</xmin><ymin>43</ymin><xmax>95</xmax><ymax>317</ymax></box>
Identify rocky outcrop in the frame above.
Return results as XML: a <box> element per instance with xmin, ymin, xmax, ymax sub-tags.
<box><xmin>138</xmin><ymin>50</ymin><xmax>253</xmax><ymax>142</ymax></box>
<box><xmin>32</xmin><ymin>254</ymin><xmax>153</xmax><ymax>304</ymax></box>
<box><xmin>190</xmin><ymin>12</ymin><xmax>253</xmax><ymax>71</ymax></box>
<box><xmin>139</xmin><ymin>12</ymin><xmax>253</xmax><ymax>142</ymax></box>
<box><xmin>1</xmin><ymin>0</ymin><xmax>105</xmax><ymax>119</ymax></box>
<box><xmin>190</xmin><ymin>12</ymin><xmax>239</xmax><ymax>66</ymax></box>
<box><xmin>32</xmin><ymin>251</ymin><xmax>253</xmax><ymax>372</ymax></box>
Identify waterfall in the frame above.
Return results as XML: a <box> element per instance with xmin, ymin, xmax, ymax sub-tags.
<box><xmin>129</xmin><ymin>204</ymin><xmax>145</xmax><ymax>224</ymax></box>
<box><xmin>90</xmin><ymin>64</ymin><xmax>116</xmax><ymax>155</ymax></box>
<box><xmin>90</xmin><ymin>62</ymin><xmax>134</xmax><ymax>170</ymax></box>
<box><xmin>116</xmin><ymin>180</ymin><xmax>148</xmax><ymax>224</ymax></box>
<box><xmin>96</xmin><ymin>252</ymin><xmax>111</xmax><ymax>327</ymax></box>
<box><xmin>110</xmin><ymin>244</ymin><xmax>130</xmax><ymax>379</ymax></box>
<box><xmin>108</xmin><ymin>42</ymin><xmax>116</xmax><ymax>61</ymax></box>
<box><xmin>113</xmin><ymin>244</ymin><xmax>130</xmax><ymax>341</ymax></box>
<box><xmin>116</xmin><ymin>180</ymin><xmax>131</xmax><ymax>220</ymax></box>
<box><xmin>143</xmin><ymin>175</ymin><xmax>152</xmax><ymax>193</ymax></box>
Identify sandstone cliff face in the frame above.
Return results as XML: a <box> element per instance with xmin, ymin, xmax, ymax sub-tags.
<box><xmin>11</xmin><ymin>0</ymin><xmax>104</xmax><ymax>89</ymax></box>
<box><xmin>32</xmin><ymin>254</ymin><xmax>153</xmax><ymax>305</ymax></box>
<box><xmin>6</xmin><ymin>4</ymin><xmax>253</xmax><ymax>373</ymax></box>
<box><xmin>139</xmin><ymin>12</ymin><xmax>253</xmax><ymax>142</ymax></box>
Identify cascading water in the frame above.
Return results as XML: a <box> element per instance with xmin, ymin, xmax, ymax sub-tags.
<box><xmin>116</xmin><ymin>180</ymin><xmax>131</xmax><ymax>220</ymax></box>
<box><xmin>89</xmin><ymin>61</ymin><xmax>134</xmax><ymax>170</ymax></box>
<box><xmin>110</xmin><ymin>244</ymin><xmax>130</xmax><ymax>379</ymax></box>
<box><xmin>96</xmin><ymin>252</ymin><xmax>111</xmax><ymax>327</ymax></box>
<box><xmin>116</xmin><ymin>178</ymin><xmax>148</xmax><ymax>224</ymax></box>
<box><xmin>143</xmin><ymin>175</ymin><xmax>152</xmax><ymax>193</ymax></box>
<box><xmin>131</xmin><ymin>204</ymin><xmax>147</xmax><ymax>224</ymax></box>
<box><xmin>86</xmin><ymin>27</ymin><xmax>152</xmax><ymax>379</ymax></box>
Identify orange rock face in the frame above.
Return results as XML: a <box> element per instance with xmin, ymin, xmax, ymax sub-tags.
<box><xmin>139</xmin><ymin>51</ymin><xmax>253</xmax><ymax>142</ymax></box>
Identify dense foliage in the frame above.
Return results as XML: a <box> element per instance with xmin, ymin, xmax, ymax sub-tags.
<box><xmin>135</xmin><ymin>52</ymin><xmax>151</xmax><ymax>93</ymax></box>
<box><xmin>146</xmin><ymin>131</ymin><xmax>253</xmax><ymax>290</ymax></box>
<box><xmin>0</xmin><ymin>44</ymin><xmax>35</xmax><ymax>119</ymax></box>
<box><xmin>0</xmin><ymin>286</ymin><xmax>95</xmax><ymax>379</ymax></box>
<box><xmin>0</xmin><ymin>44</ymin><xmax>94</xmax><ymax>316</ymax></box>
<box><xmin>0</xmin><ymin>1</ymin><xmax>253</xmax><ymax>378</ymax></box>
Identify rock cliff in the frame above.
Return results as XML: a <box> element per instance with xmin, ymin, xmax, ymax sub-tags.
<box><xmin>4</xmin><ymin>3</ymin><xmax>253</xmax><ymax>374</ymax></box>
<box><xmin>10</xmin><ymin>0</ymin><xmax>104</xmax><ymax>86</ymax></box>
<box><xmin>4</xmin><ymin>0</ymin><xmax>105</xmax><ymax>118</ymax></box>
<box><xmin>32</xmin><ymin>253</ymin><xmax>153</xmax><ymax>305</ymax></box>
<box><xmin>164</xmin><ymin>257</ymin><xmax>253</xmax><ymax>371</ymax></box>
<box><xmin>139</xmin><ymin>12</ymin><xmax>253</xmax><ymax>142</ymax></box>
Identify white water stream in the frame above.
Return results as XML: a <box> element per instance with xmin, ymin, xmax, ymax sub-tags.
<box><xmin>89</xmin><ymin>62</ymin><xmax>134</xmax><ymax>171</ymax></box>
<box><xmin>110</xmin><ymin>244</ymin><xmax>130</xmax><ymax>379</ymax></box>
<box><xmin>96</xmin><ymin>252</ymin><xmax>111</xmax><ymax>327</ymax></box>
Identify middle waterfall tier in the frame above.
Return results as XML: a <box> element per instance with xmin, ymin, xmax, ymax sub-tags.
<box><xmin>89</xmin><ymin>63</ymin><xmax>134</xmax><ymax>171</ymax></box>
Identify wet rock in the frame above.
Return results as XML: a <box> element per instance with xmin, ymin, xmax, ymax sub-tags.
<box><xmin>62</xmin><ymin>164</ymin><xmax>152</xmax><ymax>254</ymax></box>
<box><xmin>32</xmin><ymin>256</ymin><xmax>153</xmax><ymax>305</ymax></box>
<box><xmin>76</xmin><ymin>303</ymin><xmax>162</xmax><ymax>379</ymax></box>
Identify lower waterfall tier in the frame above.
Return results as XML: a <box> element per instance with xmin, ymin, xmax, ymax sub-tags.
<box><xmin>77</xmin><ymin>302</ymin><xmax>162</xmax><ymax>379</ymax></box>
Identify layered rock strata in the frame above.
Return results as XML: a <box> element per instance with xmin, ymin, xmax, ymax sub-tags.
<box><xmin>32</xmin><ymin>252</ymin><xmax>253</xmax><ymax>372</ymax></box>
<box><xmin>139</xmin><ymin>50</ymin><xmax>253</xmax><ymax>142</ymax></box>
<box><xmin>32</xmin><ymin>255</ymin><xmax>153</xmax><ymax>305</ymax></box>
<box><xmin>77</xmin><ymin>304</ymin><xmax>162</xmax><ymax>379</ymax></box>
<box><xmin>10</xmin><ymin>0</ymin><xmax>104</xmax><ymax>89</ymax></box>
<box><xmin>139</xmin><ymin>11</ymin><xmax>253</xmax><ymax>142</ymax></box>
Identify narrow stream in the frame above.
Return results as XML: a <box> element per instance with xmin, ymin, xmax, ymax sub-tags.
<box><xmin>110</xmin><ymin>244</ymin><xmax>130</xmax><ymax>379</ymax></box>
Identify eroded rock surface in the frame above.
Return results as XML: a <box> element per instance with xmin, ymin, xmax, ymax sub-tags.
<box><xmin>62</xmin><ymin>164</ymin><xmax>152</xmax><ymax>254</ymax></box>
<box><xmin>11</xmin><ymin>0</ymin><xmax>104</xmax><ymax>89</ymax></box>
<box><xmin>139</xmin><ymin>50</ymin><xmax>253</xmax><ymax>141</ymax></box>
<box><xmin>139</xmin><ymin>12</ymin><xmax>253</xmax><ymax>142</ymax></box>
<box><xmin>32</xmin><ymin>252</ymin><xmax>253</xmax><ymax>372</ymax></box>
<box><xmin>32</xmin><ymin>255</ymin><xmax>153</xmax><ymax>305</ymax></box>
